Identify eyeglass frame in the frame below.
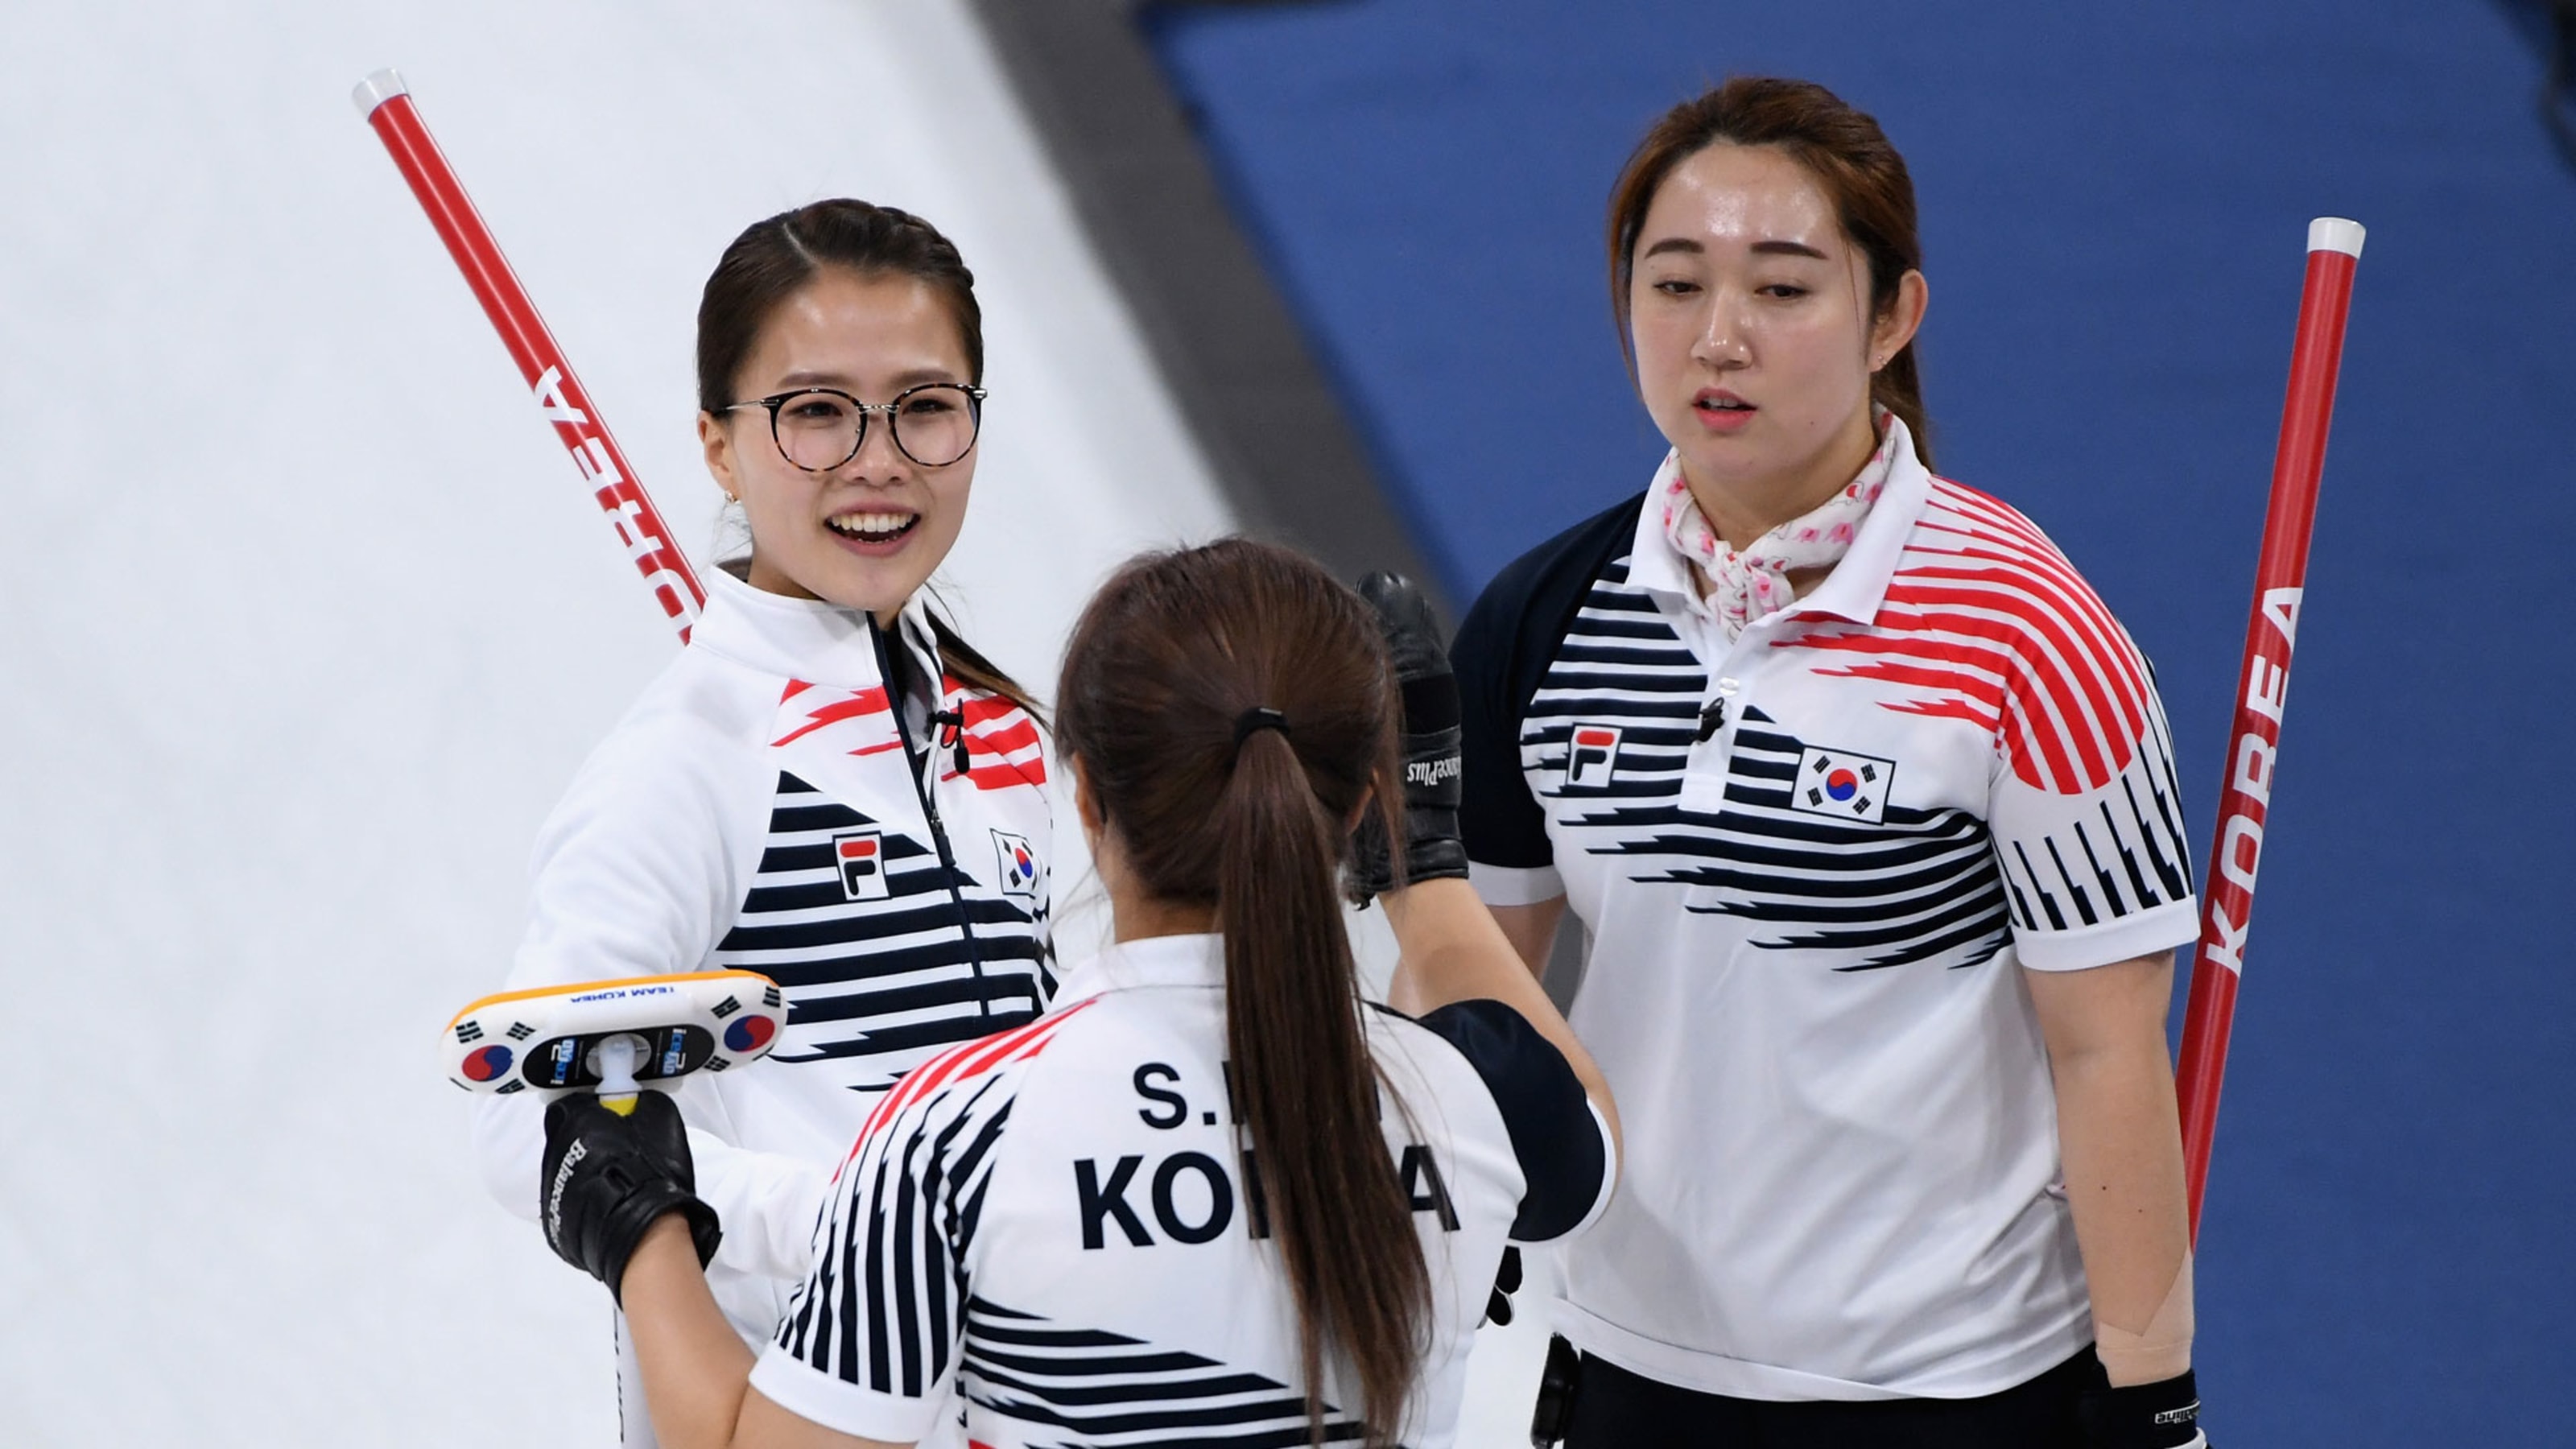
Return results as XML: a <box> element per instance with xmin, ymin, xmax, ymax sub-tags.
<box><xmin>720</xmin><ymin>382</ymin><xmax>990</xmax><ymax>472</ymax></box>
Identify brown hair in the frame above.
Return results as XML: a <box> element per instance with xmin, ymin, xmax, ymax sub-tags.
<box><xmin>696</xmin><ymin>197</ymin><xmax>984</xmax><ymax>408</ymax></box>
<box><xmin>1607</xmin><ymin>76</ymin><xmax>1933</xmax><ymax>464</ymax></box>
<box><xmin>1055</xmin><ymin>539</ymin><xmax>1426</xmax><ymax>1446</ymax></box>
<box><xmin>697</xmin><ymin>199</ymin><xmax>1030</xmax><ymax>714</ymax></box>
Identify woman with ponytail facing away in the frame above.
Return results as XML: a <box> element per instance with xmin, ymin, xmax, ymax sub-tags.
<box><xmin>537</xmin><ymin>539</ymin><xmax>1621</xmax><ymax>1449</ymax></box>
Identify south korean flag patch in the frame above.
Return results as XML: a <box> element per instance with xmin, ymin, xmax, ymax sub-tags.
<box><xmin>992</xmin><ymin>830</ymin><xmax>1041</xmax><ymax>898</ymax></box>
<box><xmin>1792</xmin><ymin>745</ymin><xmax>1896</xmax><ymax>825</ymax></box>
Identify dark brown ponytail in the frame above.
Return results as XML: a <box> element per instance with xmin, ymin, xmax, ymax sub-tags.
<box><xmin>1607</xmin><ymin>76</ymin><xmax>1934</xmax><ymax>464</ymax></box>
<box><xmin>1056</xmin><ymin>539</ymin><xmax>1426</xmax><ymax>1446</ymax></box>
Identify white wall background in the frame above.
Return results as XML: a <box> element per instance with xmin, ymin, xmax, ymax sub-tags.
<box><xmin>0</xmin><ymin>2</ymin><xmax>1548</xmax><ymax>1443</ymax></box>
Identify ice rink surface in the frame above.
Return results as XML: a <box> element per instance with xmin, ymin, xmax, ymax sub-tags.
<box><xmin>0</xmin><ymin>2</ymin><xmax>1568</xmax><ymax>1443</ymax></box>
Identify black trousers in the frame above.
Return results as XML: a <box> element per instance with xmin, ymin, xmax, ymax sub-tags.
<box><xmin>1562</xmin><ymin>1346</ymin><xmax>2095</xmax><ymax>1448</ymax></box>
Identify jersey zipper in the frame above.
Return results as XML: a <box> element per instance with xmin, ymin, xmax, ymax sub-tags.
<box><xmin>870</xmin><ymin>615</ymin><xmax>993</xmax><ymax>1021</ymax></box>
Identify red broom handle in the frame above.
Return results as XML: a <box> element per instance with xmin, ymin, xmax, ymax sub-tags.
<box><xmin>352</xmin><ymin>68</ymin><xmax>704</xmax><ymax>642</ymax></box>
<box><xmin>2174</xmin><ymin>217</ymin><xmax>2364</xmax><ymax>1243</ymax></box>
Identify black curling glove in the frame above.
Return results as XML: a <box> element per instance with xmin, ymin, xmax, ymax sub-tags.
<box><xmin>2079</xmin><ymin>1366</ymin><xmax>2205</xmax><ymax>1448</ymax></box>
<box><xmin>1351</xmin><ymin>571</ymin><xmax>1470</xmax><ymax>902</ymax></box>
<box><xmin>539</xmin><ymin>1089</ymin><xmax>723</xmax><ymax>1304</ymax></box>
<box><xmin>1483</xmin><ymin>1244</ymin><xmax>1524</xmax><ymax>1327</ymax></box>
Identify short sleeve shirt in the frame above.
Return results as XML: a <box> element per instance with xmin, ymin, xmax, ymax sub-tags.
<box><xmin>1451</xmin><ymin>425</ymin><xmax>2196</xmax><ymax>1400</ymax></box>
<box><xmin>746</xmin><ymin>934</ymin><xmax>1613</xmax><ymax>1447</ymax></box>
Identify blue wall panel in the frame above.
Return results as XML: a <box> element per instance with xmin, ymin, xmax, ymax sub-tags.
<box><xmin>1150</xmin><ymin>2</ymin><xmax>2576</xmax><ymax>1439</ymax></box>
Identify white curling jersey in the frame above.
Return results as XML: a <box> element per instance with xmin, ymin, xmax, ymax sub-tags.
<box><xmin>473</xmin><ymin>568</ymin><xmax>1055</xmax><ymax>1368</ymax></box>
<box><xmin>748</xmin><ymin>933</ymin><xmax>1616</xmax><ymax>1447</ymax></box>
<box><xmin>1452</xmin><ymin>416</ymin><xmax>2198</xmax><ymax>1400</ymax></box>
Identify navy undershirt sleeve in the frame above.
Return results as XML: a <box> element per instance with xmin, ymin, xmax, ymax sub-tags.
<box><xmin>1451</xmin><ymin>575</ymin><xmax>1552</xmax><ymax>871</ymax></box>
<box><xmin>1451</xmin><ymin>491</ymin><xmax>1649</xmax><ymax>873</ymax></box>
<box><xmin>1414</xmin><ymin>999</ymin><xmax>1607</xmax><ymax>1242</ymax></box>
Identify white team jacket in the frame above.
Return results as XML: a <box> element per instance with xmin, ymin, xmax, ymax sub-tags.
<box><xmin>748</xmin><ymin>933</ymin><xmax>1616</xmax><ymax>1448</ymax></box>
<box><xmin>473</xmin><ymin>567</ymin><xmax>1054</xmax><ymax>1357</ymax></box>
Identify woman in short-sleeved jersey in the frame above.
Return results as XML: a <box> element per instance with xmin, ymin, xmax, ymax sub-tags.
<box><xmin>473</xmin><ymin>201</ymin><xmax>1055</xmax><ymax>1444</ymax></box>
<box><xmin>1451</xmin><ymin>80</ymin><xmax>2208</xmax><ymax>1446</ymax></box>
<box><xmin>533</xmin><ymin>540</ymin><xmax>1621</xmax><ymax>1449</ymax></box>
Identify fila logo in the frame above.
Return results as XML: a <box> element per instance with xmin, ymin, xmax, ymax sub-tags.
<box><xmin>1567</xmin><ymin>724</ymin><xmax>1623</xmax><ymax>790</ymax></box>
<box><xmin>834</xmin><ymin>829</ymin><xmax>890</xmax><ymax>901</ymax></box>
<box><xmin>993</xmin><ymin>830</ymin><xmax>1041</xmax><ymax>898</ymax></box>
<box><xmin>1792</xmin><ymin>745</ymin><xmax>1897</xmax><ymax>825</ymax></box>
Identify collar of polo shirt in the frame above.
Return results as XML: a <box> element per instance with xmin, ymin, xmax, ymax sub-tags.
<box><xmin>1054</xmin><ymin>931</ymin><xmax>1228</xmax><ymax>1007</ymax></box>
<box><xmin>1624</xmin><ymin>411</ymin><xmax>1936</xmax><ymax>630</ymax></box>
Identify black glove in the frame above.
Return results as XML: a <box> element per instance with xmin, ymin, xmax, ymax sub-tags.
<box><xmin>2079</xmin><ymin>1366</ymin><xmax>2204</xmax><ymax>1448</ymax></box>
<box><xmin>539</xmin><ymin>1089</ymin><xmax>722</xmax><ymax>1303</ymax></box>
<box><xmin>1483</xmin><ymin>1244</ymin><xmax>1523</xmax><ymax>1327</ymax></box>
<box><xmin>1530</xmin><ymin>1334</ymin><xmax>1583</xmax><ymax>1446</ymax></box>
<box><xmin>1350</xmin><ymin>572</ymin><xmax>1470</xmax><ymax>902</ymax></box>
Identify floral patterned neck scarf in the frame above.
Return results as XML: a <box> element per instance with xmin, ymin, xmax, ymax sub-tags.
<box><xmin>1660</xmin><ymin>417</ymin><xmax>1897</xmax><ymax>639</ymax></box>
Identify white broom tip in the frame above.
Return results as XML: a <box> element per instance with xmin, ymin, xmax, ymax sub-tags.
<box><xmin>351</xmin><ymin>68</ymin><xmax>409</xmax><ymax>118</ymax></box>
<box><xmin>2307</xmin><ymin>217</ymin><xmax>2365</xmax><ymax>258</ymax></box>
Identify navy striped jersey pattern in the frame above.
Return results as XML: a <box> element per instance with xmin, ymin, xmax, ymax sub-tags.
<box><xmin>712</xmin><ymin>771</ymin><xmax>1052</xmax><ymax>1086</ymax></box>
<box><xmin>1996</xmin><ymin>705</ymin><xmax>2193</xmax><ymax>937</ymax></box>
<box><xmin>776</xmin><ymin>1042</ymin><xmax>1374</xmax><ymax>1448</ymax></box>
<box><xmin>963</xmin><ymin>1298</ymin><xmax>1365</xmax><ymax>1447</ymax></box>
<box><xmin>1525</xmin><ymin>555</ymin><xmax>2178</xmax><ymax>971</ymax></box>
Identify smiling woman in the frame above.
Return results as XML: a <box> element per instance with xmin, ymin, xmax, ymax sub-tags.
<box><xmin>471</xmin><ymin>199</ymin><xmax>1057</xmax><ymax>1447</ymax></box>
<box><xmin>710</xmin><ymin>272</ymin><xmax>982</xmax><ymax>595</ymax></box>
<box><xmin>694</xmin><ymin>200</ymin><xmax>1031</xmax><ymax>712</ymax></box>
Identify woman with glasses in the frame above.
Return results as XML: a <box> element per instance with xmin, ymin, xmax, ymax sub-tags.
<box><xmin>531</xmin><ymin>541</ymin><xmax>1620</xmax><ymax>1449</ymax></box>
<box><xmin>1452</xmin><ymin>80</ymin><xmax>2207</xmax><ymax>1445</ymax></box>
<box><xmin>472</xmin><ymin>199</ymin><xmax>1053</xmax><ymax>1447</ymax></box>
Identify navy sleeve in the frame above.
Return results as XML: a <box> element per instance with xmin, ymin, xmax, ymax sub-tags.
<box><xmin>1452</xmin><ymin>492</ymin><xmax>1649</xmax><ymax>871</ymax></box>
<box><xmin>1415</xmin><ymin>999</ymin><xmax>1608</xmax><ymax>1242</ymax></box>
<box><xmin>1451</xmin><ymin>573</ymin><xmax>1553</xmax><ymax>870</ymax></box>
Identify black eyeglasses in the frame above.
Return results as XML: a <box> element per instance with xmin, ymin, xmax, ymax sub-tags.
<box><xmin>723</xmin><ymin>382</ymin><xmax>988</xmax><ymax>471</ymax></box>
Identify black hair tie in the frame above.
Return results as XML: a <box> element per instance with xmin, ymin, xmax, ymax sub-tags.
<box><xmin>1232</xmin><ymin>706</ymin><xmax>1290</xmax><ymax>754</ymax></box>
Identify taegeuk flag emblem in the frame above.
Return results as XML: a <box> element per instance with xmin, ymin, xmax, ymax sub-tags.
<box><xmin>1791</xmin><ymin>745</ymin><xmax>1896</xmax><ymax>825</ymax></box>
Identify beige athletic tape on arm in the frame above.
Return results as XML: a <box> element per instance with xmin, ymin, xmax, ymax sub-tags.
<box><xmin>2094</xmin><ymin>1249</ymin><xmax>2194</xmax><ymax>1387</ymax></box>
